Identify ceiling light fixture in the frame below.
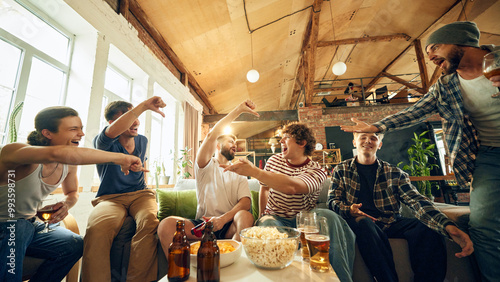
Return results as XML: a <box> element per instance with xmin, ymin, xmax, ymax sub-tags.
<box><xmin>329</xmin><ymin>1</ymin><xmax>347</xmax><ymax>76</ymax></box>
<box><xmin>247</xmin><ymin>32</ymin><xmax>259</xmax><ymax>83</ymax></box>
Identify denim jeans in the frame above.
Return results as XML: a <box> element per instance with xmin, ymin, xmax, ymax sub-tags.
<box><xmin>346</xmin><ymin>216</ymin><xmax>446</xmax><ymax>282</ymax></box>
<box><xmin>469</xmin><ymin>146</ymin><xmax>500</xmax><ymax>281</ymax></box>
<box><xmin>256</xmin><ymin>208</ymin><xmax>355</xmax><ymax>282</ymax></box>
<box><xmin>0</xmin><ymin>219</ymin><xmax>83</xmax><ymax>282</ymax></box>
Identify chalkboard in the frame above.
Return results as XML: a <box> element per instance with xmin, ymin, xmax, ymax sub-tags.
<box><xmin>325</xmin><ymin>122</ymin><xmax>438</xmax><ymax>169</ymax></box>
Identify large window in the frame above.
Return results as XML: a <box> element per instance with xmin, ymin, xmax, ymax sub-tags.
<box><xmin>0</xmin><ymin>0</ymin><xmax>72</xmax><ymax>144</ymax></box>
<box><xmin>0</xmin><ymin>39</ymin><xmax>21</xmax><ymax>142</ymax></box>
<box><xmin>17</xmin><ymin>57</ymin><xmax>65</xmax><ymax>141</ymax></box>
<box><xmin>0</xmin><ymin>0</ymin><xmax>69</xmax><ymax>63</ymax></box>
<box><xmin>149</xmin><ymin>83</ymin><xmax>178</xmax><ymax>180</ymax></box>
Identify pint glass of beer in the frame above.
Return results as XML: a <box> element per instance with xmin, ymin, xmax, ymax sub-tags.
<box><xmin>296</xmin><ymin>211</ymin><xmax>317</xmax><ymax>261</ymax></box>
<box><xmin>306</xmin><ymin>216</ymin><xmax>331</xmax><ymax>272</ymax></box>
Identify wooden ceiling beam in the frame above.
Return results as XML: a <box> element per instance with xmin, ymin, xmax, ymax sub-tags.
<box><xmin>429</xmin><ymin>66</ymin><xmax>443</xmax><ymax>86</ymax></box>
<box><xmin>414</xmin><ymin>39</ymin><xmax>429</xmax><ymax>92</ymax></box>
<box><xmin>363</xmin><ymin>0</ymin><xmax>464</xmax><ymax>96</ymax></box>
<box><xmin>457</xmin><ymin>0</ymin><xmax>475</xmax><ymax>21</ymax></box>
<box><xmin>318</xmin><ymin>34</ymin><xmax>411</xmax><ymax>47</ymax></box>
<box><xmin>304</xmin><ymin>0</ymin><xmax>323</xmax><ymax>107</ymax></box>
<box><xmin>123</xmin><ymin>0</ymin><xmax>217</xmax><ymax>114</ymax></box>
<box><xmin>203</xmin><ymin>110</ymin><xmax>298</xmax><ymax>123</ymax></box>
<box><xmin>382</xmin><ymin>71</ymin><xmax>426</xmax><ymax>94</ymax></box>
<box><xmin>314</xmin><ymin>86</ymin><xmax>346</xmax><ymax>93</ymax></box>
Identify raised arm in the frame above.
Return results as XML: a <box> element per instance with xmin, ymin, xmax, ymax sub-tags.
<box><xmin>0</xmin><ymin>143</ymin><xmax>145</xmax><ymax>175</ymax></box>
<box><xmin>196</xmin><ymin>100</ymin><xmax>259</xmax><ymax>168</ymax></box>
<box><xmin>220</xmin><ymin>158</ymin><xmax>309</xmax><ymax>194</ymax></box>
<box><xmin>105</xmin><ymin>96</ymin><xmax>166</xmax><ymax>138</ymax></box>
<box><xmin>340</xmin><ymin>118</ymin><xmax>380</xmax><ymax>133</ymax></box>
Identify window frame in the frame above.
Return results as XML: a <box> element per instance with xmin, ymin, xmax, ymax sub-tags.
<box><xmin>0</xmin><ymin>0</ymin><xmax>75</xmax><ymax>144</ymax></box>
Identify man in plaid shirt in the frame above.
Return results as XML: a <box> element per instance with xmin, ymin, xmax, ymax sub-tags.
<box><xmin>341</xmin><ymin>21</ymin><xmax>499</xmax><ymax>281</ymax></box>
<box><xmin>328</xmin><ymin>132</ymin><xmax>473</xmax><ymax>282</ymax></box>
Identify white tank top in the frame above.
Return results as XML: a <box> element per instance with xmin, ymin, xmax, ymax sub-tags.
<box><xmin>0</xmin><ymin>163</ymin><xmax>69</xmax><ymax>221</ymax></box>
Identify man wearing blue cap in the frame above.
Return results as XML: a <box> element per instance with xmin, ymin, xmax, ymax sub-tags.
<box><xmin>341</xmin><ymin>21</ymin><xmax>500</xmax><ymax>281</ymax></box>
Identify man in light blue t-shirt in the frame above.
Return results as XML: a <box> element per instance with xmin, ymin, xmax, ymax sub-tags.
<box><xmin>82</xmin><ymin>96</ymin><xmax>166</xmax><ymax>282</ymax></box>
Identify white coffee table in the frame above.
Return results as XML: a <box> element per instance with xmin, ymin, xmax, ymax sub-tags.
<box><xmin>160</xmin><ymin>251</ymin><xmax>340</xmax><ymax>281</ymax></box>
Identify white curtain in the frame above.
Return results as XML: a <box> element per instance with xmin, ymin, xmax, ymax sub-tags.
<box><xmin>182</xmin><ymin>101</ymin><xmax>199</xmax><ymax>179</ymax></box>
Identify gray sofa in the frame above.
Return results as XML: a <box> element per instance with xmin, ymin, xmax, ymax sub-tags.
<box><xmin>111</xmin><ymin>178</ymin><xmax>479</xmax><ymax>282</ymax></box>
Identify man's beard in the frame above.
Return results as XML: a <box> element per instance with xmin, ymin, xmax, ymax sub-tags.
<box><xmin>443</xmin><ymin>46</ymin><xmax>464</xmax><ymax>75</ymax></box>
<box><xmin>221</xmin><ymin>147</ymin><xmax>235</xmax><ymax>161</ymax></box>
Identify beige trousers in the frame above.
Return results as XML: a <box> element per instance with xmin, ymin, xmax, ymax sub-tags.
<box><xmin>82</xmin><ymin>189</ymin><xmax>159</xmax><ymax>282</ymax></box>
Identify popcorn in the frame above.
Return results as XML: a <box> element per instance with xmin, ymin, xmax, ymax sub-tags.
<box><xmin>241</xmin><ymin>227</ymin><xmax>298</xmax><ymax>268</ymax></box>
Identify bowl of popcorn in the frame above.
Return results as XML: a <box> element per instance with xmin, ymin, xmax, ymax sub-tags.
<box><xmin>240</xmin><ymin>226</ymin><xmax>299</xmax><ymax>270</ymax></box>
<box><xmin>190</xmin><ymin>239</ymin><xmax>242</xmax><ymax>268</ymax></box>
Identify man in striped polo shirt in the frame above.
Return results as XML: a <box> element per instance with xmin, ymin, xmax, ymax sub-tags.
<box><xmin>221</xmin><ymin>123</ymin><xmax>355</xmax><ymax>282</ymax></box>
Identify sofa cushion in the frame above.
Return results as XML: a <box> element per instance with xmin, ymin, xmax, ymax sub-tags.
<box><xmin>157</xmin><ymin>189</ymin><xmax>197</xmax><ymax>221</ymax></box>
<box><xmin>250</xmin><ymin>190</ymin><xmax>259</xmax><ymax>220</ymax></box>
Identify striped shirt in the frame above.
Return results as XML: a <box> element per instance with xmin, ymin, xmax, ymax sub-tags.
<box><xmin>373</xmin><ymin>45</ymin><xmax>499</xmax><ymax>189</ymax></box>
<box><xmin>262</xmin><ymin>154</ymin><xmax>327</xmax><ymax>218</ymax></box>
<box><xmin>328</xmin><ymin>158</ymin><xmax>455</xmax><ymax>237</ymax></box>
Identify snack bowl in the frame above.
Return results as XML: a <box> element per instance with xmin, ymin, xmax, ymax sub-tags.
<box><xmin>240</xmin><ymin>226</ymin><xmax>299</xmax><ymax>270</ymax></box>
<box><xmin>190</xmin><ymin>239</ymin><xmax>242</xmax><ymax>268</ymax></box>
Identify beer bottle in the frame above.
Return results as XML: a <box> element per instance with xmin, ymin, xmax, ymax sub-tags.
<box><xmin>197</xmin><ymin>221</ymin><xmax>220</xmax><ymax>282</ymax></box>
<box><xmin>168</xmin><ymin>220</ymin><xmax>190</xmax><ymax>281</ymax></box>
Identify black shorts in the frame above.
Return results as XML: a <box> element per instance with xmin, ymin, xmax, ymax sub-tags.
<box><xmin>190</xmin><ymin>219</ymin><xmax>233</xmax><ymax>239</ymax></box>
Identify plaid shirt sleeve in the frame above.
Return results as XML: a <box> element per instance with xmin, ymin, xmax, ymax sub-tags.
<box><xmin>374</xmin><ymin>88</ymin><xmax>439</xmax><ymax>133</ymax></box>
<box><xmin>396</xmin><ymin>169</ymin><xmax>456</xmax><ymax>238</ymax></box>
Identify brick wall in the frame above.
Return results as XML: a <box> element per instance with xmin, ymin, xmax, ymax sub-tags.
<box><xmin>297</xmin><ymin>104</ymin><xmax>470</xmax><ymax>203</ymax></box>
<box><xmin>298</xmin><ymin>104</ymin><xmax>442</xmax><ymax>148</ymax></box>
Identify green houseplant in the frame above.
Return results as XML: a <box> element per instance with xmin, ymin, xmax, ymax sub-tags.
<box><xmin>153</xmin><ymin>159</ymin><xmax>170</xmax><ymax>188</ymax></box>
<box><xmin>398</xmin><ymin>131</ymin><xmax>439</xmax><ymax>199</ymax></box>
<box><xmin>175</xmin><ymin>147</ymin><xmax>193</xmax><ymax>179</ymax></box>
<box><xmin>7</xmin><ymin>102</ymin><xmax>24</xmax><ymax>143</ymax></box>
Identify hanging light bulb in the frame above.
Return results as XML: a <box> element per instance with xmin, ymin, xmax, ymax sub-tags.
<box><xmin>329</xmin><ymin>2</ymin><xmax>347</xmax><ymax>77</ymax></box>
<box><xmin>247</xmin><ymin>69</ymin><xmax>259</xmax><ymax>83</ymax></box>
<box><xmin>247</xmin><ymin>31</ymin><xmax>259</xmax><ymax>83</ymax></box>
<box><xmin>332</xmin><ymin>62</ymin><xmax>347</xmax><ymax>76</ymax></box>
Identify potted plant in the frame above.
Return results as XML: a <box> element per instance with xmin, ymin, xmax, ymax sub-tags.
<box><xmin>7</xmin><ymin>102</ymin><xmax>24</xmax><ymax>143</ymax></box>
<box><xmin>175</xmin><ymin>147</ymin><xmax>193</xmax><ymax>179</ymax></box>
<box><xmin>153</xmin><ymin>159</ymin><xmax>170</xmax><ymax>188</ymax></box>
<box><xmin>398</xmin><ymin>131</ymin><xmax>439</xmax><ymax>199</ymax></box>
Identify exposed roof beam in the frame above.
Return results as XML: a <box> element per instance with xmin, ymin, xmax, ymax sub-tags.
<box><xmin>382</xmin><ymin>72</ymin><xmax>426</xmax><ymax>94</ymax></box>
<box><xmin>203</xmin><ymin>110</ymin><xmax>298</xmax><ymax>123</ymax></box>
<box><xmin>429</xmin><ymin>66</ymin><xmax>443</xmax><ymax>86</ymax></box>
<box><xmin>414</xmin><ymin>39</ymin><xmax>429</xmax><ymax>92</ymax></box>
<box><xmin>318</xmin><ymin>34</ymin><xmax>411</xmax><ymax>47</ymax></box>
<box><xmin>363</xmin><ymin>0</ymin><xmax>465</xmax><ymax>94</ymax></box>
<box><xmin>304</xmin><ymin>0</ymin><xmax>323</xmax><ymax>107</ymax></box>
<box><xmin>123</xmin><ymin>0</ymin><xmax>217</xmax><ymax>114</ymax></box>
<box><xmin>314</xmin><ymin>86</ymin><xmax>346</xmax><ymax>93</ymax></box>
<box><xmin>457</xmin><ymin>0</ymin><xmax>475</xmax><ymax>21</ymax></box>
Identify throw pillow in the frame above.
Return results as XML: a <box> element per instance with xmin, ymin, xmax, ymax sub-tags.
<box><xmin>157</xmin><ymin>189</ymin><xmax>197</xmax><ymax>221</ymax></box>
<box><xmin>250</xmin><ymin>190</ymin><xmax>259</xmax><ymax>221</ymax></box>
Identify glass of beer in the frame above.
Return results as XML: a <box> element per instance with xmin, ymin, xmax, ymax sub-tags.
<box><xmin>296</xmin><ymin>211</ymin><xmax>317</xmax><ymax>261</ymax></box>
<box><xmin>483</xmin><ymin>50</ymin><xmax>500</xmax><ymax>98</ymax></box>
<box><xmin>36</xmin><ymin>199</ymin><xmax>57</xmax><ymax>233</ymax></box>
<box><xmin>306</xmin><ymin>216</ymin><xmax>331</xmax><ymax>273</ymax></box>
